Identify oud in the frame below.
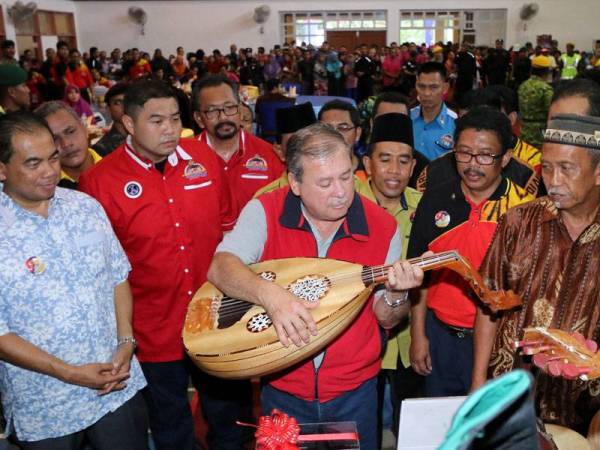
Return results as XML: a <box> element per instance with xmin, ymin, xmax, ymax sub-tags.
<box><xmin>183</xmin><ymin>250</ymin><xmax>521</xmax><ymax>379</ymax></box>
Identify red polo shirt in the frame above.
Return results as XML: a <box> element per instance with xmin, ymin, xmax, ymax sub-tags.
<box><xmin>79</xmin><ymin>138</ymin><xmax>235</xmax><ymax>362</ymax></box>
<box><xmin>198</xmin><ymin>129</ymin><xmax>284</xmax><ymax>217</ymax></box>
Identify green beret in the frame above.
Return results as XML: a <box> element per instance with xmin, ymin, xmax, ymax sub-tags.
<box><xmin>0</xmin><ymin>64</ymin><xmax>27</xmax><ymax>86</ymax></box>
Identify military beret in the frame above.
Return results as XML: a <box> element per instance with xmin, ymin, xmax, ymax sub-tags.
<box><xmin>276</xmin><ymin>102</ymin><xmax>316</xmax><ymax>135</ymax></box>
<box><xmin>370</xmin><ymin>113</ymin><xmax>414</xmax><ymax>148</ymax></box>
<box><xmin>0</xmin><ymin>64</ymin><xmax>27</xmax><ymax>86</ymax></box>
<box><xmin>544</xmin><ymin>114</ymin><xmax>600</xmax><ymax>150</ymax></box>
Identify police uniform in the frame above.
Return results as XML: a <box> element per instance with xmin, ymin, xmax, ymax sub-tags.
<box><xmin>410</xmin><ymin>104</ymin><xmax>457</xmax><ymax>161</ymax></box>
<box><xmin>407</xmin><ymin>177</ymin><xmax>534</xmax><ymax>396</ymax></box>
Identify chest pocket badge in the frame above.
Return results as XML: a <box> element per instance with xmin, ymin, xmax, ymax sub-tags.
<box><xmin>184</xmin><ymin>161</ymin><xmax>208</xmax><ymax>180</ymax></box>
<box><xmin>435</xmin><ymin>134</ymin><xmax>454</xmax><ymax>150</ymax></box>
<box><xmin>26</xmin><ymin>256</ymin><xmax>46</xmax><ymax>275</ymax></box>
<box><xmin>124</xmin><ymin>181</ymin><xmax>143</xmax><ymax>199</ymax></box>
<box><xmin>435</xmin><ymin>210</ymin><xmax>451</xmax><ymax>228</ymax></box>
<box><xmin>244</xmin><ymin>154</ymin><xmax>268</xmax><ymax>172</ymax></box>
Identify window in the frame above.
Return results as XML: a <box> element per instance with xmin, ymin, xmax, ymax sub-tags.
<box><xmin>399</xmin><ymin>11</ymin><xmax>460</xmax><ymax>46</ymax></box>
<box><xmin>281</xmin><ymin>10</ymin><xmax>387</xmax><ymax>45</ymax></box>
<box><xmin>13</xmin><ymin>10</ymin><xmax>76</xmax><ymax>60</ymax></box>
<box><xmin>399</xmin><ymin>9</ymin><xmax>506</xmax><ymax>46</ymax></box>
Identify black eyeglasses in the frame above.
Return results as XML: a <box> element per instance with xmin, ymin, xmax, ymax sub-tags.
<box><xmin>202</xmin><ymin>104</ymin><xmax>239</xmax><ymax>120</ymax></box>
<box><xmin>454</xmin><ymin>150</ymin><xmax>502</xmax><ymax>165</ymax></box>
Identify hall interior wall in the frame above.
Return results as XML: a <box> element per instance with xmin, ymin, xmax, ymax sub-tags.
<box><xmin>1</xmin><ymin>0</ymin><xmax>599</xmax><ymax>55</ymax></box>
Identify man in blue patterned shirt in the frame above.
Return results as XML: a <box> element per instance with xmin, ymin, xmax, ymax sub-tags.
<box><xmin>0</xmin><ymin>111</ymin><xmax>148</xmax><ymax>449</ymax></box>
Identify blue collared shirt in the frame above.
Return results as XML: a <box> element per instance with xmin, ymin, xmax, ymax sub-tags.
<box><xmin>0</xmin><ymin>188</ymin><xmax>146</xmax><ymax>441</ymax></box>
<box><xmin>410</xmin><ymin>103</ymin><xmax>457</xmax><ymax>161</ymax></box>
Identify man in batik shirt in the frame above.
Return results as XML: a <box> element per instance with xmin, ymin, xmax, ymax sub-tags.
<box><xmin>472</xmin><ymin>113</ymin><xmax>600</xmax><ymax>434</ymax></box>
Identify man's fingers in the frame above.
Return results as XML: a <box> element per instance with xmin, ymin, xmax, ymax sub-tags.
<box><xmin>425</xmin><ymin>354</ymin><xmax>432</xmax><ymax>372</ymax></box>
<box><xmin>274</xmin><ymin>323</ymin><xmax>290</xmax><ymax>348</ymax></box>
<box><xmin>97</xmin><ymin>362</ymin><xmax>116</xmax><ymax>372</ymax></box>
<box><xmin>297</xmin><ymin>306</ymin><xmax>318</xmax><ymax>336</ymax></box>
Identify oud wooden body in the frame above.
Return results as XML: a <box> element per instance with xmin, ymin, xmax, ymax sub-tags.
<box><xmin>183</xmin><ymin>258</ymin><xmax>373</xmax><ymax>379</ymax></box>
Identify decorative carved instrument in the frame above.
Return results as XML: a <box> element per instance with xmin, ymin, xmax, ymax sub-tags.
<box><xmin>515</xmin><ymin>327</ymin><xmax>600</xmax><ymax>381</ymax></box>
<box><xmin>183</xmin><ymin>250</ymin><xmax>522</xmax><ymax>379</ymax></box>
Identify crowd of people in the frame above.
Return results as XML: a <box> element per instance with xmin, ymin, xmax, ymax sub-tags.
<box><xmin>0</xmin><ymin>33</ymin><xmax>599</xmax><ymax>450</ymax></box>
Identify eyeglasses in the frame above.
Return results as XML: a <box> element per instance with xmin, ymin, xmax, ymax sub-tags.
<box><xmin>202</xmin><ymin>104</ymin><xmax>239</xmax><ymax>120</ymax></box>
<box><xmin>454</xmin><ymin>150</ymin><xmax>502</xmax><ymax>165</ymax></box>
<box><xmin>331</xmin><ymin>124</ymin><xmax>356</xmax><ymax>133</ymax></box>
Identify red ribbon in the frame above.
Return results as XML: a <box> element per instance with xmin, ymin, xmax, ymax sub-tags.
<box><xmin>238</xmin><ymin>409</ymin><xmax>359</xmax><ymax>449</ymax></box>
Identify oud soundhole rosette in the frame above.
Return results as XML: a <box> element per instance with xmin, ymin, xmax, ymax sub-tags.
<box><xmin>246</xmin><ymin>313</ymin><xmax>273</xmax><ymax>333</ymax></box>
<box><xmin>287</xmin><ymin>275</ymin><xmax>331</xmax><ymax>303</ymax></box>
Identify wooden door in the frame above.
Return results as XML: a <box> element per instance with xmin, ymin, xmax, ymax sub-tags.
<box><xmin>326</xmin><ymin>30</ymin><xmax>387</xmax><ymax>52</ymax></box>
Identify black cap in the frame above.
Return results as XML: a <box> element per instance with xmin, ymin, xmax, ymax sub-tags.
<box><xmin>276</xmin><ymin>102</ymin><xmax>317</xmax><ymax>135</ymax></box>
<box><xmin>370</xmin><ymin>113</ymin><xmax>414</xmax><ymax>147</ymax></box>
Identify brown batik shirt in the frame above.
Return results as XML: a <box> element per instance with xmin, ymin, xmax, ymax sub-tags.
<box><xmin>480</xmin><ymin>196</ymin><xmax>600</xmax><ymax>432</ymax></box>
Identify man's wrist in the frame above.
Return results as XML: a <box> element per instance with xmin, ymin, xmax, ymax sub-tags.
<box><xmin>117</xmin><ymin>336</ymin><xmax>137</xmax><ymax>349</ymax></box>
<box><xmin>383</xmin><ymin>290</ymin><xmax>409</xmax><ymax>308</ymax></box>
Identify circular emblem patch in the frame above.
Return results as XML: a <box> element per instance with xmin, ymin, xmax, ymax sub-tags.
<box><xmin>124</xmin><ymin>181</ymin><xmax>143</xmax><ymax>199</ymax></box>
<box><xmin>434</xmin><ymin>211</ymin><xmax>451</xmax><ymax>228</ymax></box>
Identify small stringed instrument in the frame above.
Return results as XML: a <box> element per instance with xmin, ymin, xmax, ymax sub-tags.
<box><xmin>515</xmin><ymin>327</ymin><xmax>600</xmax><ymax>381</ymax></box>
<box><xmin>183</xmin><ymin>250</ymin><xmax>521</xmax><ymax>379</ymax></box>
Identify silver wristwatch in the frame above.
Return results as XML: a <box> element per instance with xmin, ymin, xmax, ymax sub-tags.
<box><xmin>383</xmin><ymin>290</ymin><xmax>409</xmax><ymax>308</ymax></box>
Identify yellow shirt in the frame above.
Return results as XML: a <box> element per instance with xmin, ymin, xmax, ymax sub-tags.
<box><xmin>60</xmin><ymin>148</ymin><xmax>102</xmax><ymax>183</ymax></box>
<box><xmin>355</xmin><ymin>178</ymin><xmax>423</xmax><ymax>369</ymax></box>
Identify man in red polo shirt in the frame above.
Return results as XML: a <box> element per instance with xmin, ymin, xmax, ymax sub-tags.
<box><xmin>193</xmin><ymin>75</ymin><xmax>284</xmax><ymax>217</ymax></box>
<box><xmin>79</xmin><ymin>80</ymin><xmax>250</xmax><ymax>450</ymax></box>
<box><xmin>208</xmin><ymin>123</ymin><xmax>426</xmax><ymax>449</ymax></box>
<box><xmin>407</xmin><ymin>107</ymin><xmax>535</xmax><ymax>397</ymax></box>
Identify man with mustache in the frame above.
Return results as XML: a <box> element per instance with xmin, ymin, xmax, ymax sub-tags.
<box><xmin>472</xmin><ymin>104</ymin><xmax>600</xmax><ymax>434</ymax></box>
<box><xmin>193</xmin><ymin>75</ymin><xmax>284</xmax><ymax>218</ymax></box>
<box><xmin>79</xmin><ymin>80</ymin><xmax>244</xmax><ymax>450</ymax></box>
<box><xmin>407</xmin><ymin>107</ymin><xmax>535</xmax><ymax>397</ymax></box>
<box><xmin>35</xmin><ymin>101</ymin><xmax>102</xmax><ymax>190</ymax></box>
<box><xmin>208</xmin><ymin>122</ymin><xmax>426</xmax><ymax>449</ymax></box>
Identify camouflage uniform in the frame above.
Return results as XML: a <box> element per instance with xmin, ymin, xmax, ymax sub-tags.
<box><xmin>518</xmin><ymin>76</ymin><xmax>554</xmax><ymax>148</ymax></box>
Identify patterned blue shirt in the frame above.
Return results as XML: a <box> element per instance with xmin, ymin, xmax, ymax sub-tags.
<box><xmin>0</xmin><ymin>188</ymin><xmax>146</xmax><ymax>441</ymax></box>
<box><xmin>410</xmin><ymin>103</ymin><xmax>457</xmax><ymax>161</ymax></box>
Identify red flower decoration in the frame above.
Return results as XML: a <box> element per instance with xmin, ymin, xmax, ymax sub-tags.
<box><xmin>255</xmin><ymin>409</ymin><xmax>301</xmax><ymax>450</ymax></box>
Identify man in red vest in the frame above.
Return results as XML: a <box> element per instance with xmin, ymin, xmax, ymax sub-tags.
<box><xmin>208</xmin><ymin>122</ymin><xmax>426</xmax><ymax>449</ymax></box>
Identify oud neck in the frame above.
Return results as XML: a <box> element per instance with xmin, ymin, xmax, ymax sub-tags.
<box><xmin>361</xmin><ymin>251</ymin><xmax>460</xmax><ymax>286</ymax></box>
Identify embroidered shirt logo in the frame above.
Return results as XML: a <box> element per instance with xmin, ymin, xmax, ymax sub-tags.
<box><xmin>436</xmin><ymin>134</ymin><xmax>454</xmax><ymax>149</ymax></box>
<box><xmin>244</xmin><ymin>154</ymin><xmax>268</xmax><ymax>172</ymax></box>
<box><xmin>124</xmin><ymin>181</ymin><xmax>143</xmax><ymax>199</ymax></box>
<box><xmin>183</xmin><ymin>161</ymin><xmax>208</xmax><ymax>180</ymax></box>
<box><xmin>434</xmin><ymin>210</ymin><xmax>451</xmax><ymax>228</ymax></box>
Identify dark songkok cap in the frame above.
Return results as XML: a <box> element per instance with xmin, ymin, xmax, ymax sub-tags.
<box><xmin>0</xmin><ymin>64</ymin><xmax>27</xmax><ymax>86</ymax></box>
<box><xmin>544</xmin><ymin>114</ymin><xmax>600</xmax><ymax>150</ymax></box>
<box><xmin>276</xmin><ymin>102</ymin><xmax>316</xmax><ymax>135</ymax></box>
<box><xmin>370</xmin><ymin>113</ymin><xmax>414</xmax><ymax>147</ymax></box>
